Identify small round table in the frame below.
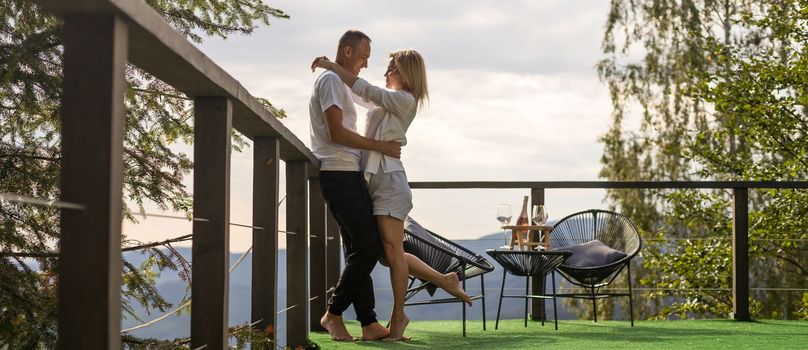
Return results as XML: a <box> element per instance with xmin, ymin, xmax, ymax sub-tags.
<box><xmin>485</xmin><ymin>249</ymin><xmax>571</xmax><ymax>330</ymax></box>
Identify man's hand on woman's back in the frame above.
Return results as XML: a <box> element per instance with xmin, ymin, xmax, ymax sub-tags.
<box><xmin>381</xmin><ymin>141</ymin><xmax>401</xmax><ymax>159</ymax></box>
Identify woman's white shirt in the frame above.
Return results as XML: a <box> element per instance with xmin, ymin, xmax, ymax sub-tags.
<box><xmin>350</xmin><ymin>77</ymin><xmax>417</xmax><ymax>178</ymax></box>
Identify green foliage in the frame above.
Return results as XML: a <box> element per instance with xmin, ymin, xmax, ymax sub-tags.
<box><xmin>798</xmin><ymin>292</ymin><xmax>808</xmax><ymax>320</ymax></box>
<box><xmin>0</xmin><ymin>0</ymin><xmax>288</xmax><ymax>347</ymax></box>
<box><xmin>597</xmin><ymin>0</ymin><xmax>808</xmax><ymax>320</ymax></box>
<box><xmin>119</xmin><ymin>321</ymin><xmax>297</xmax><ymax>349</ymax></box>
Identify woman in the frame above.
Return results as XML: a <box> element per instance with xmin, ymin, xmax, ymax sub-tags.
<box><xmin>312</xmin><ymin>50</ymin><xmax>471</xmax><ymax>341</ymax></box>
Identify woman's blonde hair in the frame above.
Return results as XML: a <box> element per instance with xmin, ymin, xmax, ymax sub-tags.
<box><xmin>390</xmin><ymin>50</ymin><xmax>429</xmax><ymax>110</ymax></box>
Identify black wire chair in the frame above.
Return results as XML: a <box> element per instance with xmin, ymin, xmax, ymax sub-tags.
<box><xmin>549</xmin><ymin>209</ymin><xmax>642</xmax><ymax>326</ymax></box>
<box><xmin>485</xmin><ymin>250</ymin><xmax>571</xmax><ymax>330</ymax></box>
<box><xmin>402</xmin><ymin>217</ymin><xmax>496</xmax><ymax>337</ymax></box>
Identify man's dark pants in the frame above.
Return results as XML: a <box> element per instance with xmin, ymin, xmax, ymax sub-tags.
<box><xmin>319</xmin><ymin>171</ymin><xmax>381</xmax><ymax>326</ymax></box>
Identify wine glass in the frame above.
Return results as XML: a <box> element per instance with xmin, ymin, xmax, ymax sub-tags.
<box><xmin>496</xmin><ymin>204</ymin><xmax>512</xmax><ymax>247</ymax></box>
<box><xmin>532</xmin><ymin>204</ymin><xmax>547</xmax><ymax>225</ymax></box>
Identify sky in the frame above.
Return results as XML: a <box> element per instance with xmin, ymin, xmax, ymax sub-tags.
<box><xmin>122</xmin><ymin>0</ymin><xmax>619</xmax><ymax>252</ymax></box>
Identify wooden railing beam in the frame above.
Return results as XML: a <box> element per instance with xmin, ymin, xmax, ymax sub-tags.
<box><xmin>251</xmin><ymin>137</ymin><xmax>281</xmax><ymax>345</ymax></box>
<box><xmin>34</xmin><ymin>0</ymin><xmax>319</xmax><ymax>164</ymax></box>
<box><xmin>309</xmin><ymin>177</ymin><xmax>328</xmax><ymax>331</ymax></box>
<box><xmin>286</xmin><ymin>161</ymin><xmax>310</xmax><ymax>346</ymax></box>
<box><xmin>58</xmin><ymin>13</ymin><xmax>127</xmax><ymax>350</ymax></box>
<box><xmin>733</xmin><ymin>187</ymin><xmax>751</xmax><ymax>321</ymax></box>
<box><xmin>191</xmin><ymin>97</ymin><xmax>233</xmax><ymax>349</ymax></box>
<box><xmin>530</xmin><ymin>187</ymin><xmax>546</xmax><ymax>321</ymax></box>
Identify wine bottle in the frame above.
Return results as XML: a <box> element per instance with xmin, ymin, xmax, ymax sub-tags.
<box><xmin>516</xmin><ymin>195</ymin><xmax>529</xmax><ymax>226</ymax></box>
<box><xmin>513</xmin><ymin>195</ymin><xmax>529</xmax><ymax>249</ymax></box>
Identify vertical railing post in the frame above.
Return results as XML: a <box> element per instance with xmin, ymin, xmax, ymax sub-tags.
<box><xmin>58</xmin><ymin>13</ymin><xmax>127</xmax><ymax>350</ymax></box>
<box><xmin>530</xmin><ymin>187</ymin><xmax>546</xmax><ymax>321</ymax></box>
<box><xmin>309</xmin><ymin>174</ymin><xmax>327</xmax><ymax>331</ymax></box>
<box><xmin>286</xmin><ymin>161</ymin><xmax>309</xmax><ymax>346</ymax></box>
<box><xmin>191</xmin><ymin>97</ymin><xmax>232</xmax><ymax>348</ymax></box>
<box><xmin>325</xmin><ymin>210</ymin><xmax>342</xmax><ymax>308</ymax></box>
<box><xmin>733</xmin><ymin>187</ymin><xmax>751</xmax><ymax>321</ymax></box>
<box><xmin>251</xmin><ymin>137</ymin><xmax>280</xmax><ymax>346</ymax></box>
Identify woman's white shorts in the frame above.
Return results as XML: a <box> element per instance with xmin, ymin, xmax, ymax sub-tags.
<box><xmin>366</xmin><ymin>170</ymin><xmax>413</xmax><ymax>222</ymax></box>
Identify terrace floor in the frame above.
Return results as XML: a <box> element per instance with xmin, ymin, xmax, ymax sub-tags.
<box><xmin>310</xmin><ymin>319</ymin><xmax>808</xmax><ymax>349</ymax></box>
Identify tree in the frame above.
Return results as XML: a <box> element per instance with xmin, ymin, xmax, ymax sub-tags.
<box><xmin>0</xmin><ymin>0</ymin><xmax>288</xmax><ymax>347</ymax></box>
<box><xmin>595</xmin><ymin>0</ymin><xmax>807</xmax><ymax>320</ymax></box>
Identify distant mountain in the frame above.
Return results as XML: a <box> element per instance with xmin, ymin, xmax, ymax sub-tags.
<box><xmin>122</xmin><ymin>231</ymin><xmax>585</xmax><ymax>345</ymax></box>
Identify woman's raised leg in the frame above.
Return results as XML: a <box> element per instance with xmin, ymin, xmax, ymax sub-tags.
<box><xmin>404</xmin><ymin>253</ymin><xmax>473</xmax><ymax>305</ymax></box>
<box><xmin>377</xmin><ymin>215</ymin><xmax>410</xmax><ymax>341</ymax></box>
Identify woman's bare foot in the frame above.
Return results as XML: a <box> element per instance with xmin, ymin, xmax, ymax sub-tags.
<box><xmin>441</xmin><ymin>273</ymin><xmax>473</xmax><ymax>306</ymax></box>
<box><xmin>320</xmin><ymin>312</ymin><xmax>353</xmax><ymax>341</ymax></box>
<box><xmin>361</xmin><ymin>322</ymin><xmax>390</xmax><ymax>341</ymax></box>
<box><xmin>383</xmin><ymin>313</ymin><xmax>410</xmax><ymax>342</ymax></box>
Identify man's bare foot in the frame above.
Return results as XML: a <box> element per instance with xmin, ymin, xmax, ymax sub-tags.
<box><xmin>361</xmin><ymin>321</ymin><xmax>390</xmax><ymax>341</ymax></box>
<box><xmin>441</xmin><ymin>273</ymin><xmax>473</xmax><ymax>306</ymax></box>
<box><xmin>320</xmin><ymin>312</ymin><xmax>353</xmax><ymax>341</ymax></box>
<box><xmin>382</xmin><ymin>313</ymin><xmax>410</xmax><ymax>342</ymax></box>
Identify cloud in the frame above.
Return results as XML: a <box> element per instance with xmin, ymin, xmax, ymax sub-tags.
<box><xmin>198</xmin><ymin>0</ymin><xmax>611</xmax><ymax>75</ymax></box>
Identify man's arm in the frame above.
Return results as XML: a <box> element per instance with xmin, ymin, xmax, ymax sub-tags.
<box><xmin>324</xmin><ymin>106</ymin><xmax>401</xmax><ymax>158</ymax></box>
<box><xmin>312</xmin><ymin>57</ymin><xmax>358</xmax><ymax>87</ymax></box>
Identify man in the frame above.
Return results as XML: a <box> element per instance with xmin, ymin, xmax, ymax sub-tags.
<box><xmin>309</xmin><ymin>30</ymin><xmax>399</xmax><ymax>341</ymax></box>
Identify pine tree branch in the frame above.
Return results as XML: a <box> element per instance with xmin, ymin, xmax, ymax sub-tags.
<box><xmin>0</xmin><ymin>153</ymin><xmax>61</xmax><ymax>161</ymax></box>
<box><xmin>122</xmin><ymin>234</ymin><xmax>192</xmax><ymax>252</ymax></box>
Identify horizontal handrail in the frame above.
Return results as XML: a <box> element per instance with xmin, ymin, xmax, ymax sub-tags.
<box><xmin>409</xmin><ymin>181</ymin><xmax>808</xmax><ymax>189</ymax></box>
<box><xmin>35</xmin><ymin>0</ymin><xmax>318</xmax><ymax>166</ymax></box>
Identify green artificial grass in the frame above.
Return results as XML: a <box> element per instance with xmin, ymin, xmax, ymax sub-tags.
<box><xmin>309</xmin><ymin>319</ymin><xmax>808</xmax><ymax>349</ymax></box>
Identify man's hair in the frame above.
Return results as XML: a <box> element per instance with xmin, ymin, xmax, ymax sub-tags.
<box><xmin>337</xmin><ymin>30</ymin><xmax>371</xmax><ymax>52</ymax></box>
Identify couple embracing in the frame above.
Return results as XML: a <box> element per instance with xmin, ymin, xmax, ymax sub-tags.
<box><xmin>309</xmin><ymin>30</ymin><xmax>471</xmax><ymax>342</ymax></box>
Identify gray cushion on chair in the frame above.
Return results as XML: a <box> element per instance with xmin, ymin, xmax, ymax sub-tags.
<box><xmin>553</xmin><ymin>240</ymin><xmax>627</xmax><ymax>268</ymax></box>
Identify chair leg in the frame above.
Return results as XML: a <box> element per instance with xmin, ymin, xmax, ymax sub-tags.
<box><xmin>460</xmin><ymin>265</ymin><xmax>466</xmax><ymax>338</ymax></box>
<box><xmin>462</xmin><ymin>263</ymin><xmax>467</xmax><ymax>337</ymax></box>
<box><xmin>592</xmin><ymin>286</ymin><xmax>598</xmax><ymax>323</ymax></box>
<box><xmin>496</xmin><ymin>269</ymin><xmax>506</xmax><ymax>330</ymax></box>
<box><xmin>628</xmin><ymin>263</ymin><xmax>635</xmax><ymax>327</ymax></box>
<box><xmin>524</xmin><ymin>276</ymin><xmax>529</xmax><ymax>328</ymax></box>
<box><xmin>552</xmin><ymin>272</ymin><xmax>559</xmax><ymax>331</ymax></box>
<box><xmin>481</xmin><ymin>274</ymin><xmax>487</xmax><ymax>331</ymax></box>
<box><xmin>541</xmin><ymin>273</ymin><xmax>546</xmax><ymax>327</ymax></box>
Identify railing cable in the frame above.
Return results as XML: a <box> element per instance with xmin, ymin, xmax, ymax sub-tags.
<box><xmin>121</xmin><ymin>245</ymin><xmax>253</xmax><ymax>333</ymax></box>
<box><xmin>2</xmin><ymin>233</ymin><xmax>193</xmax><ymax>258</ymax></box>
<box><xmin>0</xmin><ymin>192</ymin><xmax>85</xmax><ymax>210</ymax></box>
<box><xmin>276</xmin><ymin>304</ymin><xmax>295</xmax><ymax>315</ymax></box>
<box><xmin>134</xmin><ymin>212</ymin><xmax>209</xmax><ymax>222</ymax></box>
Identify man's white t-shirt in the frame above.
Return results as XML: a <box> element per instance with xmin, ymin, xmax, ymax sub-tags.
<box><xmin>309</xmin><ymin>70</ymin><xmax>360</xmax><ymax>171</ymax></box>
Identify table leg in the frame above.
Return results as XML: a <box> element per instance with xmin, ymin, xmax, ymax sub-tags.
<box><xmin>508</xmin><ymin>229</ymin><xmax>516</xmax><ymax>250</ymax></box>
